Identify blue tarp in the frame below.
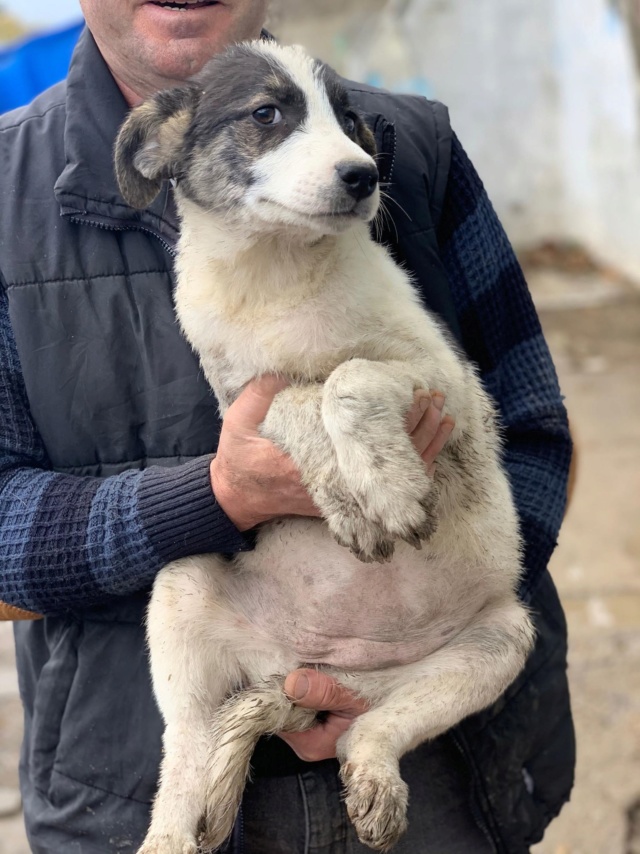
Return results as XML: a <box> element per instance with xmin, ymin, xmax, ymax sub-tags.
<box><xmin>0</xmin><ymin>21</ymin><xmax>83</xmax><ymax>113</ymax></box>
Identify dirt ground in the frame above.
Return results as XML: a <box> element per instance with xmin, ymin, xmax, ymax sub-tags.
<box><xmin>0</xmin><ymin>623</ymin><xmax>27</xmax><ymax>853</ymax></box>
<box><xmin>0</xmin><ymin>266</ymin><xmax>638</xmax><ymax>853</ymax></box>
<box><xmin>528</xmin><ymin>268</ymin><xmax>640</xmax><ymax>854</ymax></box>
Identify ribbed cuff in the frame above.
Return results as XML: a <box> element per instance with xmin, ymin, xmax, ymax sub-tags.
<box><xmin>137</xmin><ymin>457</ymin><xmax>254</xmax><ymax>564</ymax></box>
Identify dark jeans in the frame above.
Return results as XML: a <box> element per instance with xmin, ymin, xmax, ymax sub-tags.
<box><xmin>239</xmin><ymin>738</ymin><xmax>496</xmax><ymax>853</ymax></box>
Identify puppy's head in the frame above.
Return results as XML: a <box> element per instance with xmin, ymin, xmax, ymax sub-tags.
<box><xmin>115</xmin><ymin>41</ymin><xmax>379</xmax><ymax>234</ymax></box>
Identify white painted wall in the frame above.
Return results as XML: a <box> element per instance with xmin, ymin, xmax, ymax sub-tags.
<box><xmin>335</xmin><ymin>0</ymin><xmax>640</xmax><ymax>280</ymax></box>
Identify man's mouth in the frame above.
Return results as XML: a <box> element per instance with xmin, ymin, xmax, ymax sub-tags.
<box><xmin>148</xmin><ymin>0</ymin><xmax>219</xmax><ymax>10</ymax></box>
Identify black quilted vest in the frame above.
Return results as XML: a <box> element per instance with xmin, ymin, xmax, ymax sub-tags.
<box><xmin>0</xmin><ymin>29</ymin><xmax>573</xmax><ymax>854</ymax></box>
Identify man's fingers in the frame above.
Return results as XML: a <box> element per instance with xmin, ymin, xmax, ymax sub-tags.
<box><xmin>228</xmin><ymin>374</ymin><xmax>290</xmax><ymax>431</ymax></box>
<box><xmin>410</xmin><ymin>392</ymin><xmax>446</xmax><ymax>455</ymax></box>
<box><xmin>405</xmin><ymin>390</ymin><xmax>431</xmax><ymax>433</ymax></box>
<box><xmin>421</xmin><ymin>416</ymin><xmax>455</xmax><ymax>467</ymax></box>
<box><xmin>279</xmin><ymin>672</ymin><xmax>368</xmax><ymax>761</ymax></box>
<box><xmin>284</xmin><ymin>669</ymin><xmax>368</xmax><ymax>714</ymax></box>
<box><xmin>278</xmin><ymin>713</ymin><xmax>354</xmax><ymax>762</ymax></box>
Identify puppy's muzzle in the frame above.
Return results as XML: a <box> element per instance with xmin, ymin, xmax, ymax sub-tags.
<box><xmin>336</xmin><ymin>162</ymin><xmax>379</xmax><ymax>202</ymax></box>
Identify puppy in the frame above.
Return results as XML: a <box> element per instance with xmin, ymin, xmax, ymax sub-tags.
<box><xmin>115</xmin><ymin>40</ymin><xmax>535</xmax><ymax>854</ymax></box>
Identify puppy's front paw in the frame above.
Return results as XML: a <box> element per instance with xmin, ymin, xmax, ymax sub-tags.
<box><xmin>324</xmin><ymin>479</ymin><xmax>438</xmax><ymax>563</ymax></box>
<box><xmin>365</xmin><ymin>480</ymin><xmax>439</xmax><ymax>549</ymax></box>
<box><xmin>328</xmin><ymin>512</ymin><xmax>396</xmax><ymax>564</ymax></box>
<box><xmin>341</xmin><ymin>761</ymin><xmax>409</xmax><ymax>852</ymax></box>
<box><xmin>136</xmin><ymin>834</ymin><xmax>197</xmax><ymax>854</ymax></box>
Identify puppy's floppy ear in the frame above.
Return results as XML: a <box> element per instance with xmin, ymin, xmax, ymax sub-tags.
<box><xmin>114</xmin><ymin>85</ymin><xmax>201</xmax><ymax>209</ymax></box>
<box><xmin>355</xmin><ymin>115</ymin><xmax>377</xmax><ymax>159</ymax></box>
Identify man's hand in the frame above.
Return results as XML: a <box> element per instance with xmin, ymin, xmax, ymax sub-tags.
<box><xmin>210</xmin><ymin>378</ymin><xmax>455</xmax><ymax>532</ymax></box>
<box><xmin>210</xmin><ymin>375</ymin><xmax>320</xmax><ymax>531</ymax></box>
<box><xmin>279</xmin><ymin>669</ymin><xmax>369</xmax><ymax>762</ymax></box>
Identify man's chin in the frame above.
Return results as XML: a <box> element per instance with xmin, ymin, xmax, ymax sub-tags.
<box><xmin>133</xmin><ymin>3</ymin><xmax>265</xmax><ymax>85</ymax></box>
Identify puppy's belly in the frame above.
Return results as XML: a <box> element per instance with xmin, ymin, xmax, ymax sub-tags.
<box><xmin>230</xmin><ymin>519</ymin><xmax>492</xmax><ymax>672</ymax></box>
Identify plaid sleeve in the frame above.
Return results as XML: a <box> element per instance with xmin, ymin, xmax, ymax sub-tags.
<box><xmin>437</xmin><ymin>135</ymin><xmax>572</xmax><ymax>600</ymax></box>
<box><xmin>0</xmin><ymin>286</ymin><xmax>251</xmax><ymax>615</ymax></box>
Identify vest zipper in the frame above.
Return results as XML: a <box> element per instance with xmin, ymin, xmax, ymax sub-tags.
<box><xmin>68</xmin><ymin>215</ymin><xmax>177</xmax><ymax>258</ymax></box>
<box><xmin>449</xmin><ymin>730</ymin><xmax>502</xmax><ymax>853</ymax></box>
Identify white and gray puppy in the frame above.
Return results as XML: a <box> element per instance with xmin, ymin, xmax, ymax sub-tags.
<box><xmin>115</xmin><ymin>40</ymin><xmax>534</xmax><ymax>854</ymax></box>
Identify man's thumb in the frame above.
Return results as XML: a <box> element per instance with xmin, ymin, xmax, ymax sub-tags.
<box><xmin>229</xmin><ymin>375</ymin><xmax>289</xmax><ymax>430</ymax></box>
<box><xmin>285</xmin><ymin>670</ymin><xmax>367</xmax><ymax>713</ymax></box>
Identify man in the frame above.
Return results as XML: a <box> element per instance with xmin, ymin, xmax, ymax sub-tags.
<box><xmin>0</xmin><ymin>1</ymin><xmax>574</xmax><ymax>852</ymax></box>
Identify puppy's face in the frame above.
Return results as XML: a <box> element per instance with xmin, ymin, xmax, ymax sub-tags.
<box><xmin>115</xmin><ymin>42</ymin><xmax>379</xmax><ymax>235</ymax></box>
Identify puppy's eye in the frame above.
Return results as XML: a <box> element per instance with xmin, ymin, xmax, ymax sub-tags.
<box><xmin>253</xmin><ymin>106</ymin><xmax>283</xmax><ymax>126</ymax></box>
<box><xmin>344</xmin><ymin>112</ymin><xmax>358</xmax><ymax>135</ymax></box>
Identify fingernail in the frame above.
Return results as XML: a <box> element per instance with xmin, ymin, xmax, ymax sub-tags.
<box><xmin>292</xmin><ymin>674</ymin><xmax>309</xmax><ymax>700</ymax></box>
<box><xmin>432</xmin><ymin>393</ymin><xmax>445</xmax><ymax>411</ymax></box>
<box><xmin>418</xmin><ymin>395</ymin><xmax>431</xmax><ymax>413</ymax></box>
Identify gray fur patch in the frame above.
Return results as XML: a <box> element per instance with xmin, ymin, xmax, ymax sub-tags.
<box><xmin>114</xmin><ymin>85</ymin><xmax>201</xmax><ymax>209</ymax></box>
<box><xmin>315</xmin><ymin>60</ymin><xmax>377</xmax><ymax>158</ymax></box>
<box><xmin>180</xmin><ymin>45</ymin><xmax>309</xmax><ymax>212</ymax></box>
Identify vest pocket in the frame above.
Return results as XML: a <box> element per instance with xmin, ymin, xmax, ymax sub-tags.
<box><xmin>456</xmin><ymin>570</ymin><xmax>575</xmax><ymax>852</ymax></box>
<box><xmin>52</xmin><ymin>616</ymin><xmax>163</xmax><ymax>805</ymax></box>
<box><xmin>25</xmin><ymin>618</ymin><xmax>81</xmax><ymax>800</ymax></box>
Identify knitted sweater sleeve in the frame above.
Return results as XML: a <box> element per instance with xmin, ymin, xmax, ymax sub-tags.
<box><xmin>438</xmin><ymin>135</ymin><xmax>573</xmax><ymax>599</ymax></box>
<box><xmin>0</xmin><ymin>286</ymin><xmax>252</xmax><ymax>615</ymax></box>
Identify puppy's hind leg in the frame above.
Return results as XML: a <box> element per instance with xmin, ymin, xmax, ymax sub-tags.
<box><xmin>137</xmin><ymin>557</ymin><xmax>240</xmax><ymax>854</ymax></box>
<box><xmin>202</xmin><ymin>679</ymin><xmax>317</xmax><ymax>851</ymax></box>
<box><xmin>336</xmin><ymin>599</ymin><xmax>534</xmax><ymax>851</ymax></box>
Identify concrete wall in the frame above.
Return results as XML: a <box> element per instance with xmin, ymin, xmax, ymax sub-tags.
<box><xmin>278</xmin><ymin>0</ymin><xmax>640</xmax><ymax>281</ymax></box>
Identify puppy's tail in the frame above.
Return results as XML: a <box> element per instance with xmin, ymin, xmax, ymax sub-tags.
<box><xmin>201</xmin><ymin>678</ymin><xmax>316</xmax><ymax>850</ymax></box>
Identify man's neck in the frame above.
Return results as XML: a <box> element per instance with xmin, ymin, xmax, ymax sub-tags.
<box><xmin>112</xmin><ymin>71</ymin><xmax>144</xmax><ymax>108</ymax></box>
<box><xmin>99</xmin><ymin>49</ymin><xmax>184</xmax><ymax>108</ymax></box>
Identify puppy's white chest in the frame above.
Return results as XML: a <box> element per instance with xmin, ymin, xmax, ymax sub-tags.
<box><xmin>183</xmin><ymin>290</ymin><xmax>362</xmax><ymax>389</ymax></box>
<box><xmin>255</xmin><ymin>300</ymin><xmax>361</xmax><ymax>374</ymax></box>
<box><xmin>174</xmin><ymin>223</ymin><xmax>405</xmax><ymax>395</ymax></box>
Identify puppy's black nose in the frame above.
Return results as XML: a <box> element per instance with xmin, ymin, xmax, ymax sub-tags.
<box><xmin>336</xmin><ymin>162</ymin><xmax>379</xmax><ymax>201</ymax></box>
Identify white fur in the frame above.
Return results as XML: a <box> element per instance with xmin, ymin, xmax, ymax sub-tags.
<box><xmin>246</xmin><ymin>45</ymin><xmax>379</xmax><ymax>228</ymax></box>
<box><xmin>132</xmin><ymin>42</ymin><xmax>535</xmax><ymax>854</ymax></box>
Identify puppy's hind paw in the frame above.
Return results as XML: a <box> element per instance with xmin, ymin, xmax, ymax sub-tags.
<box><xmin>342</xmin><ymin>762</ymin><xmax>409</xmax><ymax>852</ymax></box>
<box><xmin>136</xmin><ymin>834</ymin><xmax>197</xmax><ymax>854</ymax></box>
